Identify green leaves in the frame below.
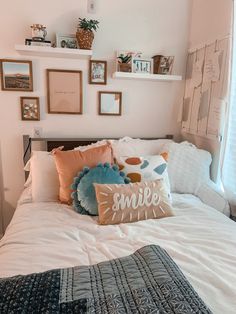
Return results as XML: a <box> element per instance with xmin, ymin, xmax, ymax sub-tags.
<box><xmin>117</xmin><ymin>54</ymin><xmax>132</xmax><ymax>64</ymax></box>
<box><xmin>78</xmin><ymin>18</ymin><xmax>99</xmax><ymax>32</ymax></box>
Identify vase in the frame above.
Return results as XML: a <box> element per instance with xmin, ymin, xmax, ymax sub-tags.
<box><xmin>118</xmin><ymin>63</ymin><xmax>131</xmax><ymax>72</ymax></box>
<box><xmin>76</xmin><ymin>29</ymin><xmax>94</xmax><ymax>50</ymax></box>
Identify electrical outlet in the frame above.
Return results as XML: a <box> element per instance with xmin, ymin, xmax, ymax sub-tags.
<box><xmin>33</xmin><ymin>127</ymin><xmax>43</xmax><ymax>138</ymax></box>
<box><xmin>87</xmin><ymin>0</ymin><xmax>96</xmax><ymax>13</ymax></box>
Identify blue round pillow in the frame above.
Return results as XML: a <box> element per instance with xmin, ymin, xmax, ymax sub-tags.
<box><xmin>71</xmin><ymin>163</ymin><xmax>130</xmax><ymax>215</ymax></box>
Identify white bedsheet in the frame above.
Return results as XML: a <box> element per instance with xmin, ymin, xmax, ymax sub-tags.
<box><xmin>0</xmin><ymin>194</ymin><xmax>236</xmax><ymax>314</ymax></box>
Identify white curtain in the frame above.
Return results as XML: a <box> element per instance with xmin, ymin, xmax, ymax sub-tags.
<box><xmin>222</xmin><ymin>5</ymin><xmax>236</xmax><ymax>215</ymax></box>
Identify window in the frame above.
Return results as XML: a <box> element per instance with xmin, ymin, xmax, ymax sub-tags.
<box><xmin>222</xmin><ymin>8</ymin><xmax>236</xmax><ymax>205</ymax></box>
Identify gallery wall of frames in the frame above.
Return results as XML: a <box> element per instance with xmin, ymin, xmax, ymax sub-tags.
<box><xmin>0</xmin><ymin>52</ymin><xmax>177</xmax><ymax>120</ymax></box>
<box><xmin>0</xmin><ymin>0</ymin><xmax>191</xmax><ymax>232</ymax></box>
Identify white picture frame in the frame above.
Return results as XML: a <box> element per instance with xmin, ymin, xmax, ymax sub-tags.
<box><xmin>56</xmin><ymin>34</ymin><xmax>78</xmax><ymax>49</ymax></box>
<box><xmin>132</xmin><ymin>58</ymin><xmax>152</xmax><ymax>74</ymax></box>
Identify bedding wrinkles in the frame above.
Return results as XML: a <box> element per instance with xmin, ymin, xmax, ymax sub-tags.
<box><xmin>0</xmin><ymin>194</ymin><xmax>235</xmax><ymax>314</ymax></box>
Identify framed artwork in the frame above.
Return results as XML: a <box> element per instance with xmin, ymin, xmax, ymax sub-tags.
<box><xmin>0</xmin><ymin>59</ymin><xmax>33</xmax><ymax>91</ymax></box>
<box><xmin>56</xmin><ymin>34</ymin><xmax>78</xmax><ymax>49</ymax></box>
<box><xmin>89</xmin><ymin>60</ymin><xmax>107</xmax><ymax>85</ymax></box>
<box><xmin>47</xmin><ymin>69</ymin><xmax>83</xmax><ymax>114</ymax></box>
<box><xmin>99</xmin><ymin>91</ymin><xmax>122</xmax><ymax>116</ymax></box>
<box><xmin>21</xmin><ymin>97</ymin><xmax>40</xmax><ymax>121</ymax></box>
<box><xmin>158</xmin><ymin>56</ymin><xmax>174</xmax><ymax>75</ymax></box>
<box><xmin>132</xmin><ymin>58</ymin><xmax>152</xmax><ymax>74</ymax></box>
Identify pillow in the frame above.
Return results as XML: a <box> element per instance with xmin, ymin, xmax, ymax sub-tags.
<box><xmin>95</xmin><ymin>179</ymin><xmax>173</xmax><ymax>225</ymax></box>
<box><xmin>117</xmin><ymin>154</ymin><xmax>171</xmax><ymax>199</ymax></box>
<box><xmin>18</xmin><ymin>186</ymin><xmax>32</xmax><ymax>205</ymax></box>
<box><xmin>162</xmin><ymin>142</ymin><xmax>212</xmax><ymax>194</ymax></box>
<box><xmin>196</xmin><ymin>181</ymin><xmax>230</xmax><ymax>216</ymax></box>
<box><xmin>110</xmin><ymin>137</ymin><xmax>173</xmax><ymax>160</ymax></box>
<box><xmin>74</xmin><ymin>140</ymin><xmax>109</xmax><ymax>151</ymax></box>
<box><xmin>27</xmin><ymin>151</ymin><xmax>60</xmax><ymax>202</ymax></box>
<box><xmin>71</xmin><ymin>163</ymin><xmax>130</xmax><ymax>215</ymax></box>
<box><xmin>53</xmin><ymin>144</ymin><xmax>114</xmax><ymax>204</ymax></box>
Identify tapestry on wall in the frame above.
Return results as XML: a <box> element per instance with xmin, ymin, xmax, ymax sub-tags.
<box><xmin>181</xmin><ymin>36</ymin><xmax>230</xmax><ymax>141</ymax></box>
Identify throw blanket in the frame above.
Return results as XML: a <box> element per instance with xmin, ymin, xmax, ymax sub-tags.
<box><xmin>0</xmin><ymin>245</ymin><xmax>212</xmax><ymax>314</ymax></box>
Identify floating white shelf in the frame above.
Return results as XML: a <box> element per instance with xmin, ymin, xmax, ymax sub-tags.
<box><xmin>112</xmin><ymin>72</ymin><xmax>182</xmax><ymax>82</ymax></box>
<box><xmin>15</xmin><ymin>45</ymin><xmax>92</xmax><ymax>59</ymax></box>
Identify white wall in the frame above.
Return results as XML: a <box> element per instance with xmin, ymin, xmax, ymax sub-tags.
<box><xmin>0</xmin><ymin>0</ymin><xmax>192</xmax><ymax>232</ymax></box>
<box><xmin>183</xmin><ymin>0</ymin><xmax>232</xmax><ymax>182</ymax></box>
<box><xmin>189</xmin><ymin>0</ymin><xmax>232</xmax><ymax>48</ymax></box>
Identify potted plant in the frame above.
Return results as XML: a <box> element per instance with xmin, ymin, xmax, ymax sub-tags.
<box><xmin>76</xmin><ymin>18</ymin><xmax>99</xmax><ymax>50</ymax></box>
<box><xmin>117</xmin><ymin>53</ymin><xmax>132</xmax><ymax>72</ymax></box>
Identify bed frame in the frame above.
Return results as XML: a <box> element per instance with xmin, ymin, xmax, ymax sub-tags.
<box><xmin>23</xmin><ymin>134</ymin><xmax>173</xmax><ymax>179</ymax></box>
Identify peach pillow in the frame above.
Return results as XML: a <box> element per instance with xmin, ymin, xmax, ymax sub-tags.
<box><xmin>95</xmin><ymin>179</ymin><xmax>173</xmax><ymax>225</ymax></box>
<box><xmin>53</xmin><ymin>144</ymin><xmax>113</xmax><ymax>203</ymax></box>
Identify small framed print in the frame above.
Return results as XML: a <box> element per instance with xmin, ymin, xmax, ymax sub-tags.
<box><xmin>47</xmin><ymin>69</ymin><xmax>83</xmax><ymax>114</ymax></box>
<box><xmin>0</xmin><ymin>59</ymin><xmax>33</xmax><ymax>91</ymax></box>
<box><xmin>56</xmin><ymin>34</ymin><xmax>78</xmax><ymax>49</ymax></box>
<box><xmin>21</xmin><ymin>97</ymin><xmax>40</xmax><ymax>121</ymax></box>
<box><xmin>99</xmin><ymin>91</ymin><xmax>122</xmax><ymax>116</ymax></box>
<box><xmin>158</xmin><ymin>56</ymin><xmax>174</xmax><ymax>75</ymax></box>
<box><xmin>89</xmin><ymin>60</ymin><xmax>107</xmax><ymax>85</ymax></box>
<box><xmin>132</xmin><ymin>58</ymin><xmax>152</xmax><ymax>74</ymax></box>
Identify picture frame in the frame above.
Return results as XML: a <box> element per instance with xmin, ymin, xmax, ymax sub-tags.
<box><xmin>47</xmin><ymin>69</ymin><xmax>83</xmax><ymax>114</ymax></box>
<box><xmin>20</xmin><ymin>97</ymin><xmax>40</xmax><ymax>121</ymax></box>
<box><xmin>89</xmin><ymin>60</ymin><xmax>107</xmax><ymax>85</ymax></box>
<box><xmin>99</xmin><ymin>91</ymin><xmax>122</xmax><ymax>116</ymax></box>
<box><xmin>0</xmin><ymin>59</ymin><xmax>33</xmax><ymax>91</ymax></box>
<box><xmin>56</xmin><ymin>34</ymin><xmax>78</xmax><ymax>49</ymax></box>
<box><xmin>132</xmin><ymin>58</ymin><xmax>152</xmax><ymax>74</ymax></box>
<box><xmin>158</xmin><ymin>56</ymin><xmax>174</xmax><ymax>75</ymax></box>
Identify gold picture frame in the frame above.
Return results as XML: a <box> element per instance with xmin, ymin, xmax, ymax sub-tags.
<box><xmin>89</xmin><ymin>60</ymin><xmax>107</xmax><ymax>85</ymax></box>
<box><xmin>21</xmin><ymin>97</ymin><xmax>40</xmax><ymax>121</ymax></box>
<box><xmin>47</xmin><ymin>69</ymin><xmax>83</xmax><ymax>114</ymax></box>
<box><xmin>99</xmin><ymin>91</ymin><xmax>122</xmax><ymax>116</ymax></box>
<box><xmin>0</xmin><ymin>59</ymin><xmax>33</xmax><ymax>91</ymax></box>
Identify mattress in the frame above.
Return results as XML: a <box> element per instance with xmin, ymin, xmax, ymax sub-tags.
<box><xmin>0</xmin><ymin>193</ymin><xmax>236</xmax><ymax>314</ymax></box>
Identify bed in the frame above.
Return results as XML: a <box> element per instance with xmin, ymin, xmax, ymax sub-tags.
<box><xmin>0</xmin><ymin>136</ymin><xmax>236</xmax><ymax>314</ymax></box>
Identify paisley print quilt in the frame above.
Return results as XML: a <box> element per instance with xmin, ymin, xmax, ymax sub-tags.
<box><xmin>0</xmin><ymin>245</ymin><xmax>212</xmax><ymax>314</ymax></box>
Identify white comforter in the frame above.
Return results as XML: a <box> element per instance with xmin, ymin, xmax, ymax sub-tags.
<box><xmin>0</xmin><ymin>194</ymin><xmax>236</xmax><ymax>314</ymax></box>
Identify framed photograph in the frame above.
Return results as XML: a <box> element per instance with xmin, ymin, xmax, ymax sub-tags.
<box><xmin>0</xmin><ymin>59</ymin><xmax>33</xmax><ymax>91</ymax></box>
<box><xmin>21</xmin><ymin>97</ymin><xmax>40</xmax><ymax>121</ymax></box>
<box><xmin>56</xmin><ymin>34</ymin><xmax>78</xmax><ymax>49</ymax></box>
<box><xmin>89</xmin><ymin>60</ymin><xmax>107</xmax><ymax>85</ymax></box>
<box><xmin>47</xmin><ymin>69</ymin><xmax>83</xmax><ymax>114</ymax></box>
<box><xmin>158</xmin><ymin>56</ymin><xmax>174</xmax><ymax>75</ymax></box>
<box><xmin>99</xmin><ymin>91</ymin><xmax>122</xmax><ymax>116</ymax></box>
<box><xmin>132</xmin><ymin>58</ymin><xmax>152</xmax><ymax>74</ymax></box>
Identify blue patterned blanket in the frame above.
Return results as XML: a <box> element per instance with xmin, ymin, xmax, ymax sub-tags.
<box><xmin>0</xmin><ymin>245</ymin><xmax>212</xmax><ymax>313</ymax></box>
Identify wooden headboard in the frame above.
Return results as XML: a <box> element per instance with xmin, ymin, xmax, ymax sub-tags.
<box><xmin>23</xmin><ymin>134</ymin><xmax>173</xmax><ymax>178</ymax></box>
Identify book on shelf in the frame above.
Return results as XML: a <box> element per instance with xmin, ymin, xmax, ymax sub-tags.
<box><xmin>25</xmin><ymin>38</ymin><xmax>52</xmax><ymax>47</ymax></box>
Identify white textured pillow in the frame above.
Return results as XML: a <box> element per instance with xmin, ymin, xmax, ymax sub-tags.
<box><xmin>74</xmin><ymin>140</ymin><xmax>110</xmax><ymax>151</ymax></box>
<box><xmin>163</xmin><ymin>142</ymin><xmax>212</xmax><ymax>194</ymax></box>
<box><xmin>29</xmin><ymin>151</ymin><xmax>60</xmax><ymax>202</ymax></box>
<box><xmin>110</xmin><ymin>137</ymin><xmax>173</xmax><ymax>160</ymax></box>
<box><xmin>196</xmin><ymin>181</ymin><xmax>230</xmax><ymax>216</ymax></box>
<box><xmin>18</xmin><ymin>186</ymin><xmax>32</xmax><ymax>205</ymax></box>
